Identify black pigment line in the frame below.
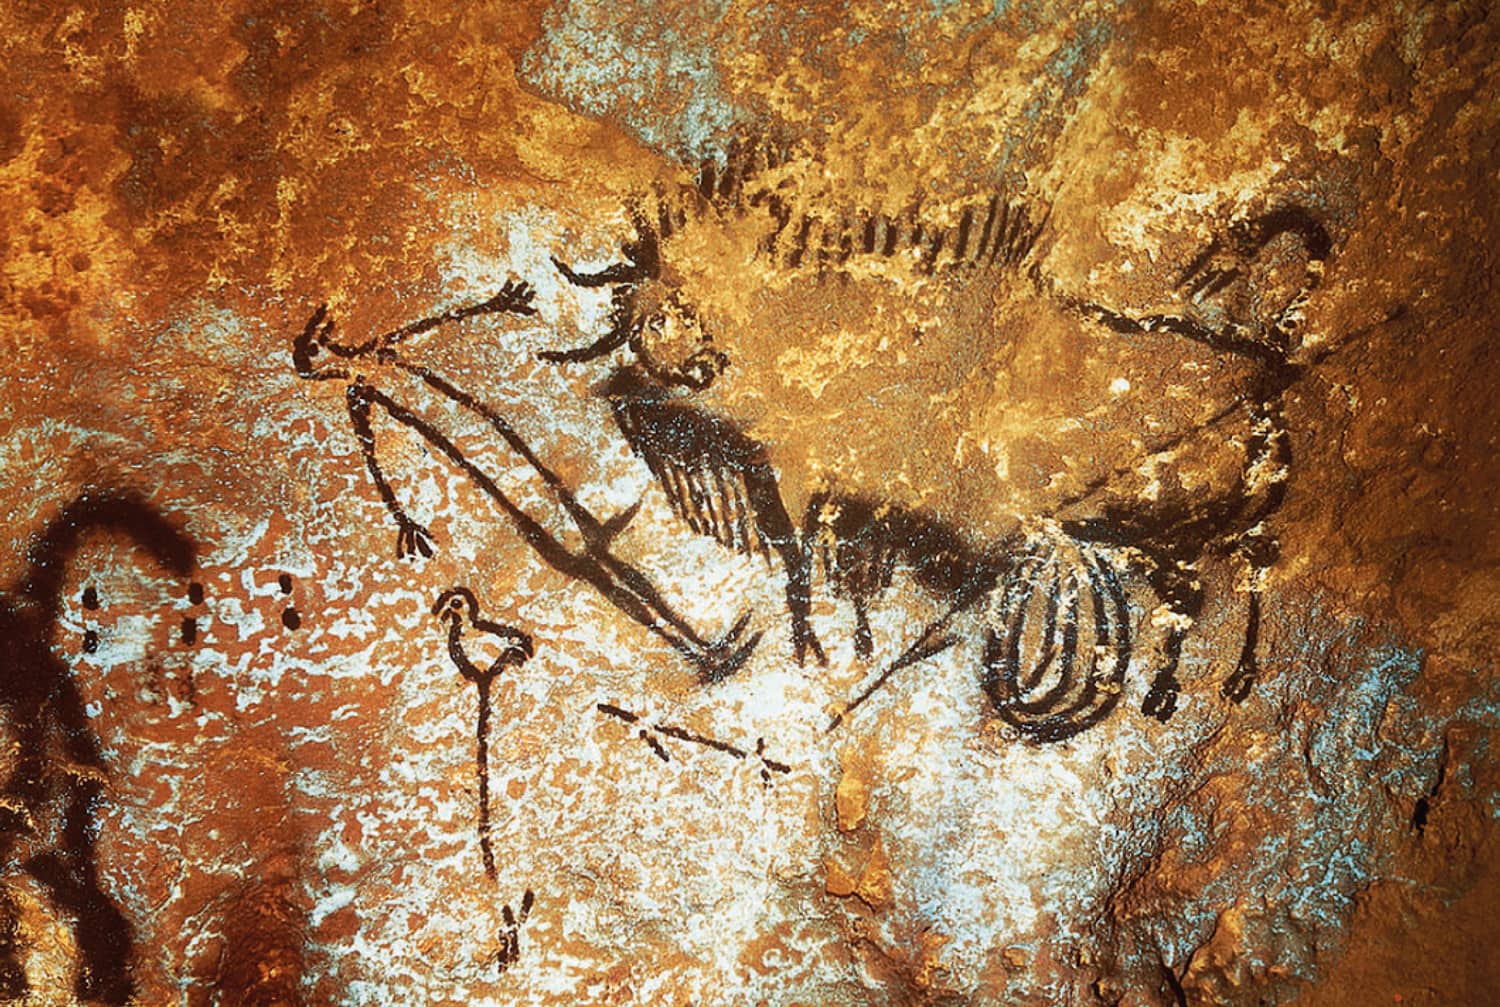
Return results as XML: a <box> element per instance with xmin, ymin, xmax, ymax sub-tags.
<box><xmin>1221</xmin><ymin>588</ymin><xmax>1261</xmax><ymax>703</ymax></box>
<box><xmin>656</xmin><ymin>723</ymin><xmax>747</xmax><ymax>759</ymax></box>
<box><xmin>1044</xmin><ymin>393</ymin><xmax>1256</xmax><ymax>516</ymax></box>
<box><xmin>597</xmin><ymin>702</ymin><xmax>639</xmax><ymax>724</ymax></box>
<box><xmin>975</xmin><ymin>196</ymin><xmax>999</xmax><ymax>261</ymax></box>
<box><xmin>953</xmin><ymin>206</ymin><xmax>974</xmax><ymax>261</ymax></box>
<box><xmin>476</xmin><ymin>676</ymin><xmax>496</xmax><ymax>878</ymax></box>
<box><xmin>827</xmin><ymin>609</ymin><xmax>968</xmax><ymax>732</ymax></box>
<box><xmin>320</xmin><ymin>281</ymin><xmax>537</xmax><ymax>360</ymax></box>
<box><xmin>919</xmin><ymin>228</ymin><xmax>947</xmax><ymax>274</ymax></box>
<box><xmin>640</xmin><ymin>730</ymin><xmax>671</xmax><ymax>763</ymax></box>
<box><xmin>1063</xmin><ymin>294</ymin><xmax>1290</xmax><ymax>369</ymax></box>
<box><xmin>755</xmin><ymin>740</ymin><xmax>791</xmax><ymax>776</ymax></box>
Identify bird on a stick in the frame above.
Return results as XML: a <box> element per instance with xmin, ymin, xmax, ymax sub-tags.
<box><xmin>433</xmin><ymin>586</ymin><xmax>534</xmax><ymax>880</ymax></box>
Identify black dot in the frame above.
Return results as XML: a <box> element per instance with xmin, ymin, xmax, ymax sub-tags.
<box><xmin>82</xmin><ymin>586</ymin><xmax>99</xmax><ymax>610</ymax></box>
<box><xmin>188</xmin><ymin>582</ymin><xmax>204</xmax><ymax>605</ymax></box>
<box><xmin>181</xmin><ymin>617</ymin><xmax>197</xmax><ymax>645</ymax></box>
<box><xmin>281</xmin><ymin>607</ymin><xmax>302</xmax><ymax>631</ymax></box>
<box><xmin>83</xmin><ymin>629</ymin><xmax>98</xmax><ymax>653</ymax></box>
<box><xmin>278</xmin><ymin>573</ymin><xmax>293</xmax><ymax>594</ymax></box>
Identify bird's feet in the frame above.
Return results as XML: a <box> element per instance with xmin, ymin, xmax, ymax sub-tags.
<box><xmin>492</xmin><ymin>888</ymin><xmax>536</xmax><ymax>974</ymax></box>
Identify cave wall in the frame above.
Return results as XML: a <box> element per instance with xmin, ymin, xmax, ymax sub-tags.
<box><xmin>1</xmin><ymin>1</ymin><xmax>1497</xmax><ymax>1004</ymax></box>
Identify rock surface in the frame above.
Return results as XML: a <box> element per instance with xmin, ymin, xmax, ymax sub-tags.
<box><xmin>1</xmin><ymin>1</ymin><xmax>1497</xmax><ymax>1004</ymax></box>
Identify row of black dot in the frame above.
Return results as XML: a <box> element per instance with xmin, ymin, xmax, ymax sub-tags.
<box><xmin>79</xmin><ymin>574</ymin><xmax>302</xmax><ymax>653</ymax></box>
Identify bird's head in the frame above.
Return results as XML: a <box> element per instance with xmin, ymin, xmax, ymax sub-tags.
<box><xmin>432</xmin><ymin>586</ymin><xmax>480</xmax><ymax>625</ymax></box>
<box><xmin>433</xmin><ymin>587</ymin><xmax>534</xmax><ymax>669</ymax></box>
